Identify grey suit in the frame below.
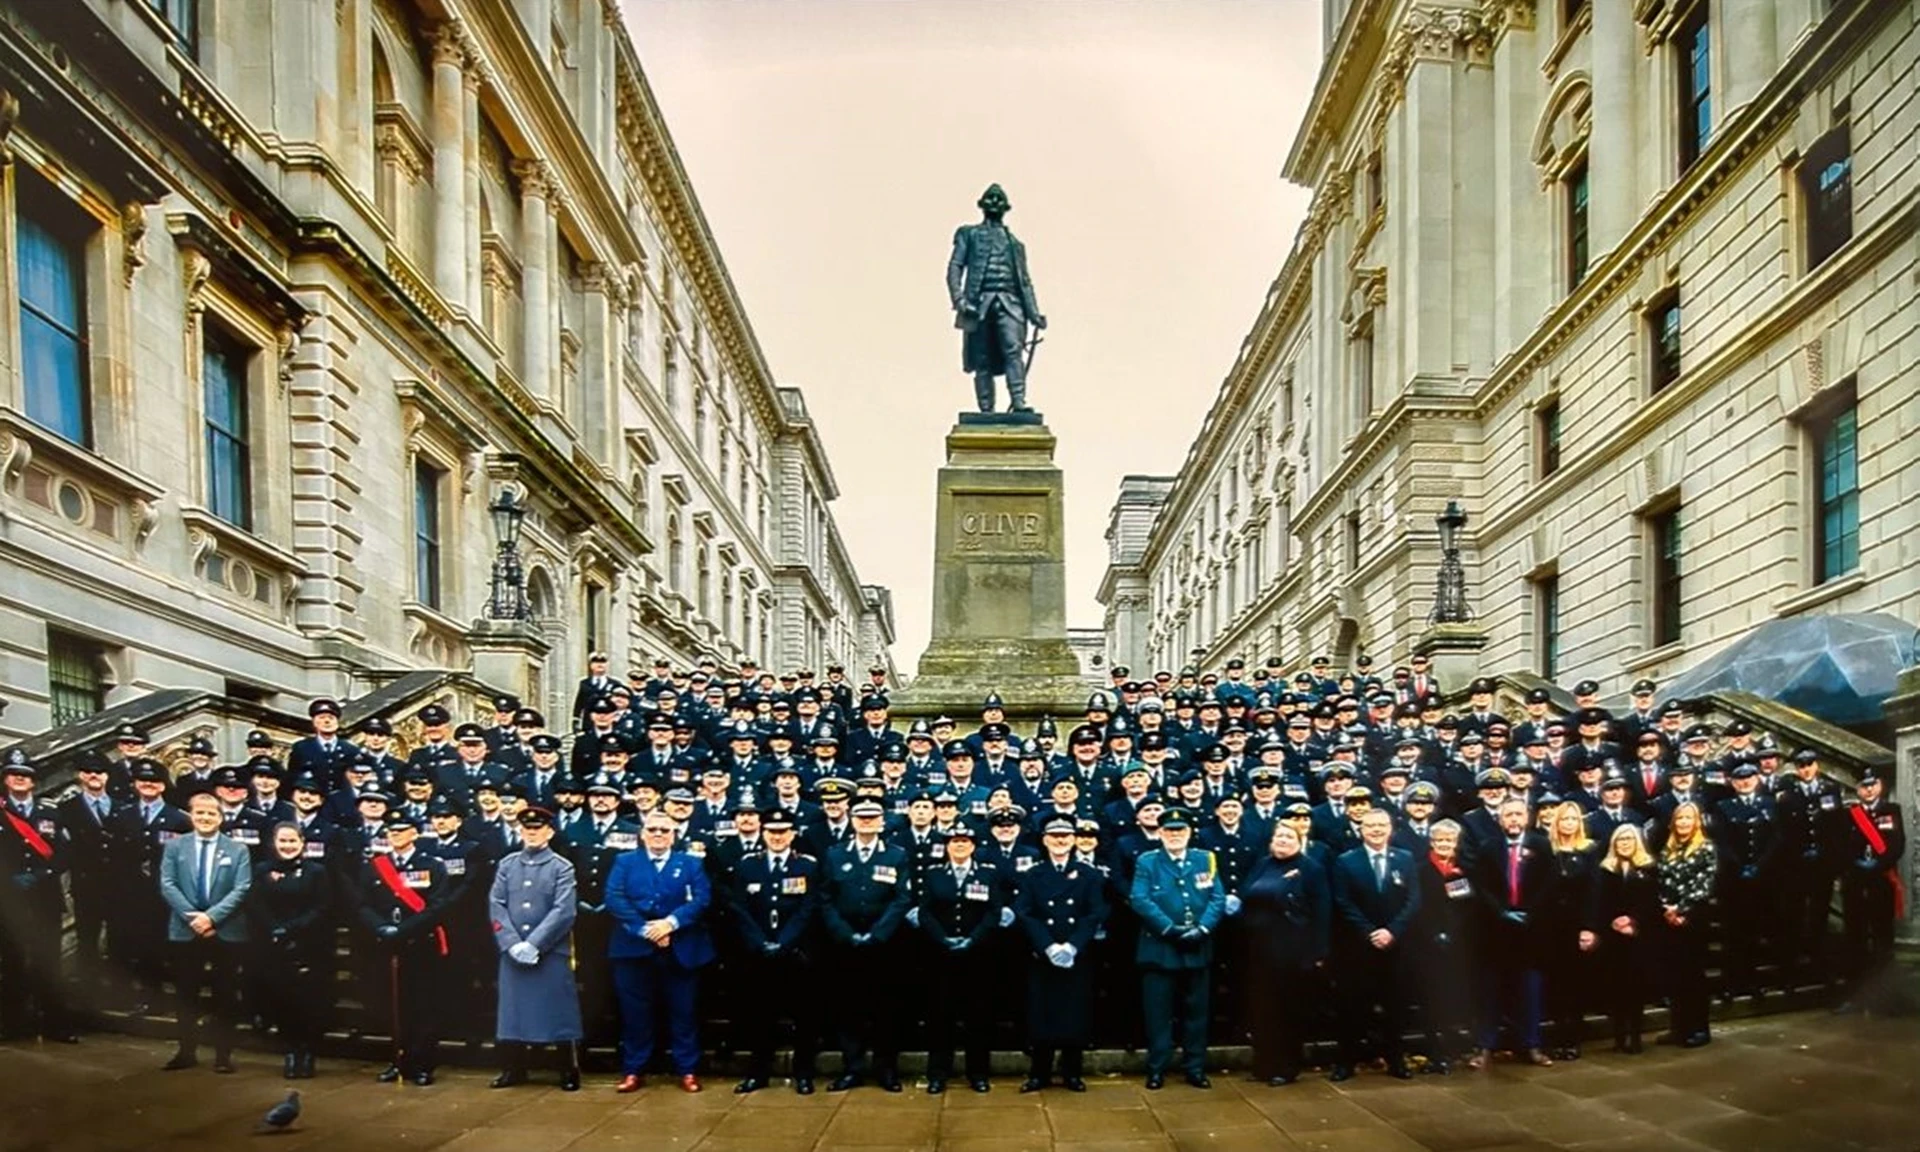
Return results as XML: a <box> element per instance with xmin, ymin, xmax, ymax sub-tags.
<box><xmin>159</xmin><ymin>833</ymin><xmax>252</xmax><ymax>942</ymax></box>
<box><xmin>157</xmin><ymin>832</ymin><xmax>251</xmax><ymax>1061</ymax></box>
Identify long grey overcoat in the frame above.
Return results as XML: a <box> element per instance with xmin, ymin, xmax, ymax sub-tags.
<box><xmin>488</xmin><ymin>847</ymin><xmax>583</xmax><ymax>1042</ymax></box>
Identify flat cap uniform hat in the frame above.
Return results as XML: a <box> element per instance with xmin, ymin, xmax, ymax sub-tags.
<box><xmin>455</xmin><ymin>723</ymin><xmax>487</xmax><ymax>742</ymax></box>
<box><xmin>586</xmin><ymin>776</ymin><xmax>623</xmax><ymax>796</ymax></box>
<box><xmin>418</xmin><ymin>705</ymin><xmax>451</xmax><ymax>726</ymax></box>
<box><xmin>1525</xmin><ymin>688</ymin><xmax>1553</xmax><ymax>705</ymax></box>
<box><xmin>850</xmin><ymin>798</ymin><xmax>886</xmax><ymax>818</ymax></box>
<box><xmin>309</xmin><ymin>698</ymin><xmax>342</xmax><ymax>717</ymax></box>
<box><xmin>1793</xmin><ymin>749</ymin><xmax>1821</xmax><ymax>766</ymax></box>
<box><xmin>114</xmin><ymin>724</ymin><xmax>151</xmax><ymax>743</ymax></box>
<box><xmin>246</xmin><ymin>730</ymin><xmax>276</xmax><ymax>747</ymax></box>
<box><xmin>1631</xmin><ymin>679</ymin><xmax>1659</xmax><ymax>695</ymax></box>
<box><xmin>186</xmin><ymin>737</ymin><xmax>217</xmax><ymax>757</ymax></box>
<box><xmin>1476</xmin><ymin>768</ymin><xmax>1513</xmax><ymax>788</ymax></box>
<box><xmin>1573</xmin><ymin>680</ymin><xmax>1602</xmax><ymax>696</ymax></box>
<box><xmin>3</xmin><ymin>750</ymin><xmax>35</xmax><ymax>777</ymax></box>
<box><xmin>1158</xmin><ymin>808</ymin><xmax>1194</xmax><ymax>831</ymax></box>
<box><xmin>1600</xmin><ymin>775</ymin><xmax>1629</xmax><ymax>791</ymax></box>
<box><xmin>942</xmin><ymin>740</ymin><xmax>973</xmax><ymax>760</ymax></box>
<box><xmin>761</xmin><ymin>809</ymin><xmax>797</xmax><ymax>831</ymax></box>
<box><xmin>517</xmin><ymin>806</ymin><xmax>554</xmax><ymax>828</ymax></box>
<box><xmin>1069</xmin><ymin>725</ymin><xmax>1103</xmax><ymax>746</ymax></box>
<box><xmin>129</xmin><ymin>759</ymin><xmax>167</xmax><ymax>783</ymax></box>
<box><xmin>361</xmin><ymin>716</ymin><xmax>394</xmax><ymax>736</ymax></box>
<box><xmin>529</xmin><ymin>734</ymin><xmax>563</xmax><ymax>753</ymax></box>
<box><xmin>1042</xmin><ymin>815</ymin><xmax>1078</xmax><ymax>836</ymax></box>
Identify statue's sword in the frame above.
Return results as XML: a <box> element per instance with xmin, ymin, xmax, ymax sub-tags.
<box><xmin>1023</xmin><ymin>330</ymin><xmax>1045</xmax><ymax>376</ymax></box>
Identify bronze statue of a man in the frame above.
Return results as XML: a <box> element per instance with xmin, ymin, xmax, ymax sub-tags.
<box><xmin>946</xmin><ymin>183</ymin><xmax>1046</xmax><ymax>413</ymax></box>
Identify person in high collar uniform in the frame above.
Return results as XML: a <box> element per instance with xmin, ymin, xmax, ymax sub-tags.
<box><xmin>0</xmin><ymin>753</ymin><xmax>77</xmax><ymax>1042</ymax></box>
<box><xmin>1013</xmin><ymin>815</ymin><xmax>1109</xmax><ymax>1093</ymax></box>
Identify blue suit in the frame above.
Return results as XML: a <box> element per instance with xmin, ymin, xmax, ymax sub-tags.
<box><xmin>605</xmin><ymin>850</ymin><xmax>713</xmax><ymax>1075</ymax></box>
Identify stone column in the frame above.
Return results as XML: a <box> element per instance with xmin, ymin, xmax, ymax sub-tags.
<box><xmin>1587</xmin><ymin>0</ymin><xmax>1639</xmax><ymax>257</ymax></box>
<box><xmin>1488</xmin><ymin>2</ymin><xmax>1545</xmax><ymax>353</ymax></box>
<box><xmin>429</xmin><ymin>23</ymin><xmax>469</xmax><ymax>306</ymax></box>
<box><xmin>580</xmin><ymin>262</ymin><xmax>612</xmax><ymax>462</ymax></box>
<box><xmin>515</xmin><ymin>160</ymin><xmax>552</xmax><ymax>396</ymax></box>
<box><xmin>1396</xmin><ymin>14</ymin><xmax>1457</xmax><ymax>385</ymax></box>
<box><xmin>463</xmin><ymin>57</ymin><xmax>485</xmax><ymax>317</ymax></box>
<box><xmin>1722</xmin><ymin>0</ymin><xmax>1778</xmax><ymax>116</ymax></box>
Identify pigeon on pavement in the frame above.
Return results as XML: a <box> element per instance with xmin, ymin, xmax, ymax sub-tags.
<box><xmin>258</xmin><ymin>1090</ymin><xmax>301</xmax><ymax>1134</ymax></box>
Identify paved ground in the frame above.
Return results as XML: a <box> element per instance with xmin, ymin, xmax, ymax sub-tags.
<box><xmin>3</xmin><ymin>1009</ymin><xmax>1916</xmax><ymax>1152</ymax></box>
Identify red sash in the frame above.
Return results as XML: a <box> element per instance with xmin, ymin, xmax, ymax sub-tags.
<box><xmin>372</xmin><ymin>854</ymin><xmax>449</xmax><ymax>956</ymax></box>
<box><xmin>1849</xmin><ymin>805</ymin><xmax>1907</xmax><ymax>918</ymax></box>
<box><xmin>3</xmin><ymin>808</ymin><xmax>52</xmax><ymax>859</ymax></box>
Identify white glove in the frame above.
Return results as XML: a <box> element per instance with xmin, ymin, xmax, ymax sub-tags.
<box><xmin>507</xmin><ymin>941</ymin><xmax>539</xmax><ymax>965</ymax></box>
<box><xmin>998</xmin><ymin>906</ymin><xmax>1016</xmax><ymax>928</ymax></box>
<box><xmin>906</xmin><ymin>907</ymin><xmax>921</xmax><ymax>927</ymax></box>
<box><xmin>1058</xmin><ymin>943</ymin><xmax>1076</xmax><ymax>964</ymax></box>
<box><xmin>1224</xmin><ymin>894</ymin><xmax>1243</xmax><ymax>916</ymax></box>
<box><xmin>1047</xmin><ymin>946</ymin><xmax>1073</xmax><ymax>969</ymax></box>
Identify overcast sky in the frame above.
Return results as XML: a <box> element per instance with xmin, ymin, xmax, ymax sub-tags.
<box><xmin>626</xmin><ymin>0</ymin><xmax>1321</xmax><ymax>665</ymax></box>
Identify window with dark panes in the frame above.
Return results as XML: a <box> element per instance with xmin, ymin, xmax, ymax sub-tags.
<box><xmin>1648</xmin><ymin>294</ymin><xmax>1683</xmax><ymax>393</ymax></box>
<box><xmin>1650</xmin><ymin>507</ymin><xmax>1683</xmax><ymax>647</ymax></box>
<box><xmin>1801</xmin><ymin>127</ymin><xmax>1853</xmax><ymax>271</ymax></box>
<box><xmin>47</xmin><ymin>630</ymin><xmax>107</xmax><ymax>727</ymax></box>
<box><xmin>16</xmin><ymin>177</ymin><xmax>93</xmax><ymax>447</ymax></box>
<box><xmin>1566</xmin><ymin>160</ymin><xmax>1590</xmax><ymax>290</ymax></box>
<box><xmin>202</xmin><ymin>324</ymin><xmax>253</xmax><ymax>529</ymax></box>
<box><xmin>1537</xmin><ymin>400</ymin><xmax>1563</xmax><ymax>479</ymax></box>
<box><xmin>148</xmin><ymin>0</ymin><xmax>196</xmax><ymax>53</ymax></box>
<box><xmin>1676</xmin><ymin>7</ymin><xmax>1712</xmax><ymax>171</ymax></box>
<box><xmin>1812</xmin><ymin>401</ymin><xmax>1860</xmax><ymax>582</ymax></box>
<box><xmin>414</xmin><ymin>460</ymin><xmax>444</xmax><ymax>609</ymax></box>
<box><xmin>1535</xmin><ymin>574</ymin><xmax>1561</xmax><ymax>679</ymax></box>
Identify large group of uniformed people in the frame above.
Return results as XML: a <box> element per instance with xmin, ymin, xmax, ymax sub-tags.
<box><xmin>0</xmin><ymin>650</ymin><xmax>1904</xmax><ymax>1095</ymax></box>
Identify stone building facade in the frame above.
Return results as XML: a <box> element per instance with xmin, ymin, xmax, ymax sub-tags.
<box><xmin>1101</xmin><ymin>0</ymin><xmax>1916</xmax><ymax>687</ymax></box>
<box><xmin>0</xmin><ymin>0</ymin><xmax>892</xmax><ymax>743</ymax></box>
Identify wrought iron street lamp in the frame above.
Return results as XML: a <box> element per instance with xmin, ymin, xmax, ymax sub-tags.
<box><xmin>485</xmin><ymin>487</ymin><xmax>530</xmax><ymax>621</ymax></box>
<box><xmin>1428</xmin><ymin>500</ymin><xmax>1473</xmax><ymax>625</ymax></box>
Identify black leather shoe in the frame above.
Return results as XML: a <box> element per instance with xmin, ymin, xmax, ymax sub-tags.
<box><xmin>1145</xmin><ymin>1072</ymin><xmax>1165</xmax><ymax>1090</ymax></box>
<box><xmin>735</xmin><ymin>1077</ymin><xmax>767</xmax><ymax>1095</ymax></box>
<box><xmin>559</xmin><ymin>1069</ymin><xmax>580</xmax><ymax>1092</ymax></box>
<box><xmin>1386</xmin><ymin>1062</ymin><xmax>1412</xmax><ymax>1080</ymax></box>
<box><xmin>1681</xmin><ymin>1031</ymin><xmax>1712</xmax><ymax>1049</ymax></box>
<box><xmin>794</xmin><ymin>1077</ymin><xmax>814</xmax><ymax>1095</ymax></box>
<box><xmin>1061</xmin><ymin>1076</ymin><xmax>1087</xmax><ymax>1092</ymax></box>
<box><xmin>1329</xmin><ymin>1064</ymin><xmax>1354</xmax><ymax>1083</ymax></box>
<box><xmin>410</xmin><ymin>1072</ymin><xmax>434</xmax><ymax>1087</ymax></box>
<box><xmin>969</xmin><ymin>1078</ymin><xmax>991</xmax><ymax>1093</ymax></box>
<box><xmin>375</xmin><ymin>1064</ymin><xmax>402</xmax><ymax>1083</ymax></box>
<box><xmin>1019</xmin><ymin>1077</ymin><xmax>1047</xmax><ymax>1093</ymax></box>
<box><xmin>1186</xmin><ymin>1072</ymin><xmax>1212</xmax><ymax>1089</ymax></box>
<box><xmin>1428</xmin><ymin>1059</ymin><xmax>1452</xmax><ymax>1075</ymax></box>
<box><xmin>212</xmin><ymin>1054</ymin><xmax>236</xmax><ymax>1074</ymax></box>
<box><xmin>490</xmin><ymin>1070</ymin><xmax>528</xmax><ymax>1089</ymax></box>
<box><xmin>1267</xmin><ymin>1074</ymin><xmax>1296</xmax><ymax>1087</ymax></box>
<box><xmin>284</xmin><ymin>1054</ymin><xmax>299</xmax><ymax>1079</ymax></box>
<box><xmin>162</xmin><ymin>1051</ymin><xmax>197</xmax><ymax>1072</ymax></box>
<box><xmin>296</xmin><ymin>1052</ymin><xmax>316</xmax><ymax>1079</ymax></box>
<box><xmin>827</xmin><ymin>1074</ymin><xmax>859</xmax><ymax>1092</ymax></box>
<box><xmin>926</xmin><ymin>1078</ymin><xmax>945</xmax><ymax>1095</ymax></box>
<box><xmin>46</xmin><ymin>1033</ymin><xmax>79</xmax><ymax>1044</ymax></box>
<box><xmin>879</xmin><ymin>1074</ymin><xmax>903</xmax><ymax>1093</ymax></box>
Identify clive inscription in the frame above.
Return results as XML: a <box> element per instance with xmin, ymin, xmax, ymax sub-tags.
<box><xmin>952</xmin><ymin>494</ymin><xmax>1048</xmax><ymax>556</ymax></box>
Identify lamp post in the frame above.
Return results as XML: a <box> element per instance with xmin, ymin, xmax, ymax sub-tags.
<box><xmin>485</xmin><ymin>486</ymin><xmax>530</xmax><ymax>621</ymax></box>
<box><xmin>1428</xmin><ymin>500</ymin><xmax>1473</xmax><ymax>625</ymax></box>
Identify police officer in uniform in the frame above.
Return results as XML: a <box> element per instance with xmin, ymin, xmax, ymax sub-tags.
<box><xmin>357</xmin><ymin>813</ymin><xmax>452</xmax><ymax>1086</ymax></box>
<box><xmin>488</xmin><ymin>808</ymin><xmax>584</xmax><ymax>1091</ymax></box>
<box><xmin>1712</xmin><ymin>758</ymin><xmax>1779</xmax><ymax>1000</ymax></box>
<box><xmin>110</xmin><ymin>758</ymin><xmax>191</xmax><ymax>1013</ymax></box>
<box><xmin>1128</xmin><ymin>807</ymin><xmax>1227</xmax><ymax>1089</ymax></box>
<box><xmin>729</xmin><ymin>808</ymin><xmax>822</xmax><ymax>1095</ymax></box>
<box><xmin>821</xmin><ymin>798</ymin><xmax>912</xmax><ymax>1092</ymax></box>
<box><xmin>56</xmin><ymin>752</ymin><xmax>121</xmax><ymax>1005</ymax></box>
<box><xmin>0</xmin><ymin>752</ymin><xmax>76</xmax><ymax>1042</ymax></box>
<box><xmin>1835</xmin><ymin>766</ymin><xmax>1906</xmax><ymax>1015</ymax></box>
<box><xmin>1776</xmin><ymin>749</ymin><xmax>1846</xmax><ymax>984</ymax></box>
<box><xmin>562</xmin><ymin>778</ymin><xmax>638</xmax><ymax>1048</ymax></box>
<box><xmin>917</xmin><ymin>822</ymin><xmax>1002</xmax><ymax>1094</ymax></box>
<box><xmin>1015</xmin><ymin>815</ymin><xmax>1108</xmax><ymax>1092</ymax></box>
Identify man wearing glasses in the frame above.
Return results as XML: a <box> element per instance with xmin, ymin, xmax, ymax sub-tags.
<box><xmin>606</xmin><ymin>812</ymin><xmax>715</xmax><ymax>1094</ymax></box>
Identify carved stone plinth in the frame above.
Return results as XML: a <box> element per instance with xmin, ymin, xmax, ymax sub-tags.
<box><xmin>893</xmin><ymin>415</ymin><xmax>1087</xmax><ymax>722</ymax></box>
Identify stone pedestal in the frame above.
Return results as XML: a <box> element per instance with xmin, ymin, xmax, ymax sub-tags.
<box><xmin>467</xmin><ymin>617</ymin><xmax>552</xmax><ymax>702</ymax></box>
<box><xmin>894</xmin><ymin>413</ymin><xmax>1087</xmax><ymax>723</ymax></box>
<box><xmin>1413</xmin><ymin>622</ymin><xmax>1488</xmax><ymax>704</ymax></box>
<box><xmin>1885</xmin><ymin>664</ymin><xmax>1920</xmax><ymax>942</ymax></box>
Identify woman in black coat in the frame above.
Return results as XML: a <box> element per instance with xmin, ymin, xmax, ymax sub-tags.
<box><xmin>1542</xmin><ymin>802</ymin><xmax>1600</xmax><ymax>1060</ymax></box>
<box><xmin>1412</xmin><ymin>819</ymin><xmax>1477</xmax><ymax>1073</ymax></box>
<box><xmin>1590</xmin><ymin>824</ymin><xmax>1661</xmax><ymax>1053</ymax></box>
<box><xmin>246</xmin><ymin>822</ymin><xmax>334</xmax><ymax>1078</ymax></box>
<box><xmin>1239</xmin><ymin>823</ymin><xmax>1329</xmax><ymax>1085</ymax></box>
